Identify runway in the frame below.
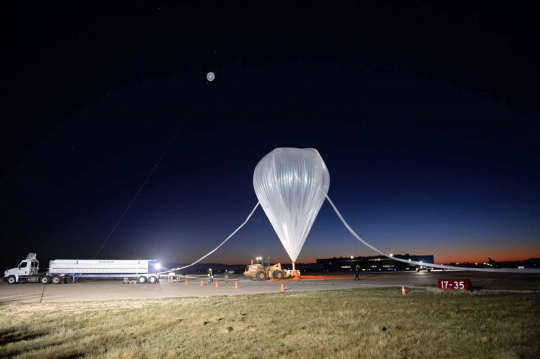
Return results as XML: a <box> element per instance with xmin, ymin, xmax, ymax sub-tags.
<box><xmin>1</xmin><ymin>271</ymin><xmax>538</xmax><ymax>303</ymax></box>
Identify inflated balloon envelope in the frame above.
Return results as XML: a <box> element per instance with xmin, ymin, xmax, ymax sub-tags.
<box><xmin>173</xmin><ymin>147</ymin><xmax>539</xmax><ymax>275</ymax></box>
<box><xmin>253</xmin><ymin>148</ymin><xmax>330</xmax><ymax>269</ymax></box>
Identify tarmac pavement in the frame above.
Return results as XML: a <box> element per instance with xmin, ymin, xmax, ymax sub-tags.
<box><xmin>1</xmin><ymin>271</ymin><xmax>538</xmax><ymax>303</ymax></box>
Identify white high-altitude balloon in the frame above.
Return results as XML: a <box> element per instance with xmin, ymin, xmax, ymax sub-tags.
<box><xmin>253</xmin><ymin>148</ymin><xmax>330</xmax><ymax>264</ymax></box>
<box><xmin>206</xmin><ymin>72</ymin><xmax>215</xmax><ymax>81</ymax></box>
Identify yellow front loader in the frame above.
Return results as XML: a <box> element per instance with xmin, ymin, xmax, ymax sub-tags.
<box><xmin>243</xmin><ymin>257</ymin><xmax>298</xmax><ymax>281</ymax></box>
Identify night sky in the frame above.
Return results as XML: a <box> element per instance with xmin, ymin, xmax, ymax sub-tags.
<box><xmin>2</xmin><ymin>2</ymin><xmax>539</xmax><ymax>269</ymax></box>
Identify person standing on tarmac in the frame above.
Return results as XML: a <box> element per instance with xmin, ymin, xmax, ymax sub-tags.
<box><xmin>354</xmin><ymin>265</ymin><xmax>361</xmax><ymax>280</ymax></box>
<box><xmin>208</xmin><ymin>268</ymin><xmax>213</xmax><ymax>283</ymax></box>
<box><xmin>224</xmin><ymin>269</ymin><xmax>229</xmax><ymax>283</ymax></box>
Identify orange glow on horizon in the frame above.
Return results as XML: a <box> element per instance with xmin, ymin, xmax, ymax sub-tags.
<box><xmin>433</xmin><ymin>247</ymin><xmax>538</xmax><ymax>264</ymax></box>
<box><xmin>210</xmin><ymin>246</ymin><xmax>539</xmax><ymax>266</ymax></box>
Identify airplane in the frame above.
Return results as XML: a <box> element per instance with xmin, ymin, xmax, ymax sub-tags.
<box><xmin>488</xmin><ymin>257</ymin><xmax>522</xmax><ymax>268</ymax></box>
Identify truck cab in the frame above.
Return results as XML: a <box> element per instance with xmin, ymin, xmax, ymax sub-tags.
<box><xmin>3</xmin><ymin>253</ymin><xmax>41</xmax><ymax>283</ymax></box>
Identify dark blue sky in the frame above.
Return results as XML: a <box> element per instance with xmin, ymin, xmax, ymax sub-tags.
<box><xmin>1</xmin><ymin>1</ymin><xmax>539</xmax><ymax>268</ymax></box>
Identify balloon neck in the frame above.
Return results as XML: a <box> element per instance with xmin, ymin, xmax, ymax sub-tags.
<box><xmin>292</xmin><ymin>262</ymin><xmax>295</xmax><ymax>271</ymax></box>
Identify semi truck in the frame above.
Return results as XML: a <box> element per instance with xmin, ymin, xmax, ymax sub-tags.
<box><xmin>3</xmin><ymin>253</ymin><xmax>161</xmax><ymax>284</ymax></box>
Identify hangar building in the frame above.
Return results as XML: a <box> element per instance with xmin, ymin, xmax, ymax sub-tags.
<box><xmin>316</xmin><ymin>254</ymin><xmax>435</xmax><ymax>272</ymax></box>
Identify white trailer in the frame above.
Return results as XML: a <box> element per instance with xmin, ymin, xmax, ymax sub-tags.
<box><xmin>3</xmin><ymin>253</ymin><xmax>161</xmax><ymax>284</ymax></box>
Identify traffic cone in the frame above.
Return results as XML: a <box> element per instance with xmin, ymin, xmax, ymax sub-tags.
<box><xmin>215</xmin><ymin>281</ymin><xmax>219</xmax><ymax>288</ymax></box>
<box><xmin>280</xmin><ymin>283</ymin><xmax>284</xmax><ymax>292</ymax></box>
<box><xmin>234</xmin><ymin>282</ymin><xmax>238</xmax><ymax>289</ymax></box>
<box><xmin>185</xmin><ymin>279</ymin><xmax>188</xmax><ymax>285</ymax></box>
<box><xmin>401</xmin><ymin>286</ymin><xmax>406</xmax><ymax>295</ymax></box>
<box><xmin>200</xmin><ymin>281</ymin><xmax>204</xmax><ymax>286</ymax></box>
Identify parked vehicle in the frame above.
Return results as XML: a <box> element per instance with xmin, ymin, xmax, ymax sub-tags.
<box><xmin>243</xmin><ymin>256</ymin><xmax>299</xmax><ymax>280</ymax></box>
<box><xmin>3</xmin><ymin>253</ymin><xmax>161</xmax><ymax>284</ymax></box>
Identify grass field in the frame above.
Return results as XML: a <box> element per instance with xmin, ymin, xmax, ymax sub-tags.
<box><xmin>1</xmin><ymin>288</ymin><xmax>539</xmax><ymax>359</ymax></box>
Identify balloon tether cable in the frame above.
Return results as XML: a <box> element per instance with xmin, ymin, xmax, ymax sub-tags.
<box><xmin>167</xmin><ymin>202</ymin><xmax>260</xmax><ymax>273</ymax></box>
<box><xmin>92</xmin><ymin>101</ymin><xmax>197</xmax><ymax>259</ymax></box>
<box><xmin>325</xmin><ymin>193</ymin><xmax>540</xmax><ymax>273</ymax></box>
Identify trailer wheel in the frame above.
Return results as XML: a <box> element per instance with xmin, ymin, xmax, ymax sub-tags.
<box><xmin>148</xmin><ymin>276</ymin><xmax>157</xmax><ymax>284</ymax></box>
<box><xmin>273</xmin><ymin>270</ymin><xmax>284</xmax><ymax>280</ymax></box>
<box><xmin>138</xmin><ymin>276</ymin><xmax>147</xmax><ymax>284</ymax></box>
<box><xmin>40</xmin><ymin>276</ymin><xmax>50</xmax><ymax>284</ymax></box>
<box><xmin>255</xmin><ymin>271</ymin><xmax>266</xmax><ymax>281</ymax></box>
<box><xmin>7</xmin><ymin>276</ymin><xmax>16</xmax><ymax>284</ymax></box>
